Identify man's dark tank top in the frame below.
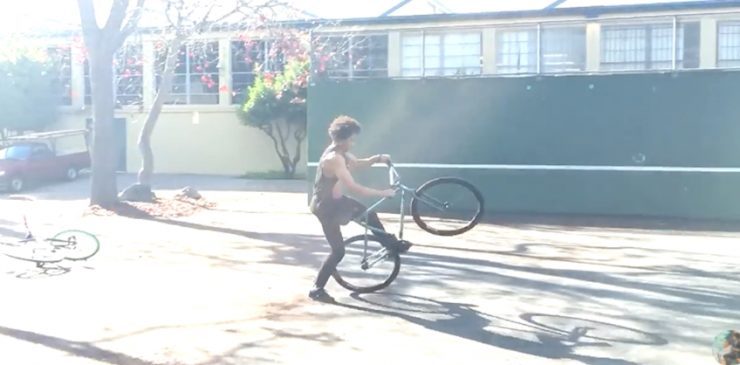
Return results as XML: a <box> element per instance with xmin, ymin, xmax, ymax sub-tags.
<box><xmin>310</xmin><ymin>145</ymin><xmax>347</xmax><ymax>212</ymax></box>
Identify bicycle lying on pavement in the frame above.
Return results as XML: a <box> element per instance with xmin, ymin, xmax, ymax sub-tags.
<box><xmin>333</xmin><ymin>161</ymin><xmax>484</xmax><ymax>293</ymax></box>
<box><xmin>0</xmin><ymin>196</ymin><xmax>100</xmax><ymax>267</ymax></box>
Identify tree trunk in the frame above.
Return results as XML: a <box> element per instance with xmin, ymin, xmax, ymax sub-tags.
<box><xmin>89</xmin><ymin>49</ymin><xmax>119</xmax><ymax>207</ymax></box>
<box><xmin>121</xmin><ymin>38</ymin><xmax>182</xmax><ymax>202</ymax></box>
<box><xmin>263</xmin><ymin>119</ymin><xmax>306</xmax><ymax>179</ymax></box>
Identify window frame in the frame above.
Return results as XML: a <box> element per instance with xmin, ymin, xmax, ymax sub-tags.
<box><xmin>230</xmin><ymin>39</ymin><xmax>286</xmax><ymax>105</ymax></box>
<box><xmin>313</xmin><ymin>33</ymin><xmax>389</xmax><ymax>79</ymax></box>
<box><xmin>155</xmin><ymin>41</ymin><xmax>221</xmax><ymax>105</ymax></box>
<box><xmin>599</xmin><ymin>20</ymin><xmax>690</xmax><ymax>72</ymax></box>
<box><xmin>400</xmin><ymin>31</ymin><xmax>482</xmax><ymax>77</ymax></box>
<box><xmin>717</xmin><ymin>20</ymin><xmax>740</xmax><ymax>68</ymax></box>
<box><xmin>84</xmin><ymin>43</ymin><xmax>145</xmax><ymax>106</ymax></box>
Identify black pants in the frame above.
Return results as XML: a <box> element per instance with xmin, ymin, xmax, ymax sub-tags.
<box><xmin>312</xmin><ymin>196</ymin><xmax>394</xmax><ymax>289</ymax></box>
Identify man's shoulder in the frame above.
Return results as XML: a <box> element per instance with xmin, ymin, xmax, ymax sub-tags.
<box><xmin>322</xmin><ymin>152</ymin><xmax>347</xmax><ymax>165</ymax></box>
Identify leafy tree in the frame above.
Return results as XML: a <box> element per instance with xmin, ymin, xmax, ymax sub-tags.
<box><xmin>239</xmin><ymin>58</ymin><xmax>308</xmax><ymax>178</ymax></box>
<box><xmin>0</xmin><ymin>52</ymin><xmax>60</xmax><ymax>138</ymax></box>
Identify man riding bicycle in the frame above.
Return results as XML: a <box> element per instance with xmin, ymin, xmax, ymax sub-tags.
<box><xmin>308</xmin><ymin>115</ymin><xmax>411</xmax><ymax>302</ymax></box>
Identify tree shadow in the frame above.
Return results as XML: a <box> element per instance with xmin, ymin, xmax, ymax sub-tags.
<box><xmin>194</xmin><ymin>327</ymin><xmax>342</xmax><ymax>365</ymax></box>
<box><xmin>103</xmin><ymin>215</ymin><xmax>737</xmax><ymax>352</ymax></box>
<box><xmin>333</xmin><ymin>293</ymin><xmax>655</xmax><ymax>365</ymax></box>
<box><xmin>0</xmin><ymin>325</ymin><xmax>164</xmax><ymax>365</ymax></box>
<box><xmin>10</xmin><ymin>174</ymin><xmax>306</xmax><ymax>201</ymax></box>
<box><xmin>397</xmin><ymin>249</ymin><xmax>740</xmax><ymax>319</ymax></box>
<box><xmin>126</xmin><ymin>216</ymin><xmax>740</xmax><ymax>322</ymax></box>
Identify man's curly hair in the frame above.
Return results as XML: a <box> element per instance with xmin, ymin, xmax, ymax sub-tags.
<box><xmin>328</xmin><ymin>115</ymin><xmax>361</xmax><ymax>142</ymax></box>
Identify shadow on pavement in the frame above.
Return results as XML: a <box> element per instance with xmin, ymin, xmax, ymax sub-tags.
<box><xmin>0</xmin><ymin>175</ymin><xmax>306</xmax><ymax>201</ymax></box>
<box><xmin>0</xmin><ymin>325</ymin><xmax>164</xmax><ymax>365</ymax></box>
<box><xmin>334</xmin><ymin>293</ymin><xmax>656</xmax><ymax>365</ymax></box>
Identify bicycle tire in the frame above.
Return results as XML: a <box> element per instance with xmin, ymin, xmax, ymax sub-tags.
<box><xmin>50</xmin><ymin>230</ymin><xmax>100</xmax><ymax>261</ymax></box>
<box><xmin>332</xmin><ymin>235</ymin><xmax>401</xmax><ymax>294</ymax></box>
<box><xmin>410</xmin><ymin>177</ymin><xmax>484</xmax><ymax>236</ymax></box>
<box><xmin>4</xmin><ymin>248</ymin><xmax>64</xmax><ymax>264</ymax></box>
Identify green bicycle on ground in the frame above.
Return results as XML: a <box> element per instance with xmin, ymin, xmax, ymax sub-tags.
<box><xmin>0</xmin><ymin>196</ymin><xmax>100</xmax><ymax>268</ymax></box>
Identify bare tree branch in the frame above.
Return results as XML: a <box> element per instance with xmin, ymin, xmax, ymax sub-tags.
<box><xmin>116</xmin><ymin>0</ymin><xmax>146</xmax><ymax>48</ymax></box>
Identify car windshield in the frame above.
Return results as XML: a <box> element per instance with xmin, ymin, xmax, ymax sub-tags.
<box><xmin>0</xmin><ymin>145</ymin><xmax>34</xmax><ymax>160</ymax></box>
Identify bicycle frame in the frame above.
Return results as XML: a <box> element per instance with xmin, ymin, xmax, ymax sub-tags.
<box><xmin>353</xmin><ymin>162</ymin><xmax>450</xmax><ymax>239</ymax></box>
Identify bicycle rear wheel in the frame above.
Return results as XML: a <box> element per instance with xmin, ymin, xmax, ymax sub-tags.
<box><xmin>4</xmin><ymin>244</ymin><xmax>64</xmax><ymax>264</ymax></box>
<box><xmin>50</xmin><ymin>230</ymin><xmax>100</xmax><ymax>261</ymax></box>
<box><xmin>411</xmin><ymin>177</ymin><xmax>484</xmax><ymax>236</ymax></box>
<box><xmin>333</xmin><ymin>235</ymin><xmax>401</xmax><ymax>293</ymax></box>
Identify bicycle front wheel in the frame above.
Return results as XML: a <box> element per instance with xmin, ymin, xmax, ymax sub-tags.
<box><xmin>50</xmin><ymin>230</ymin><xmax>100</xmax><ymax>261</ymax></box>
<box><xmin>411</xmin><ymin>177</ymin><xmax>484</xmax><ymax>236</ymax></box>
<box><xmin>333</xmin><ymin>235</ymin><xmax>401</xmax><ymax>294</ymax></box>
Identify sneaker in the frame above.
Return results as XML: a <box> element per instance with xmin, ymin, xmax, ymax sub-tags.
<box><xmin>308</xmin><ymin>288</ymin><xmax>335</xmax><ymax>303</ymax></box>
<box><xmin>396</xmin><ymin>240</ymin><xmax>413</xmax><ymax>253</ymax></box>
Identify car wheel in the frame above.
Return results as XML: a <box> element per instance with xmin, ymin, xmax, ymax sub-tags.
<box><xmin>9</xmin><ymin>177</ymin><xmax>24</xmax><ymax>193</ymax></box>
<box><xmin>66</xmin><ymin>167</ymin><xmax>79</xmax><ymax>181</ymax></box>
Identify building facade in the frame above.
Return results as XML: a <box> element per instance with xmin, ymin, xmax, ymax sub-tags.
<box><xmin>307</xmin><ymin>1</ymin><xmax>740</xmax><ymax>220</ymax></box>
<box><xmin>38</xmin><ymin>1</ymin><xmax>740</xmax><ymax>220</ymax></box>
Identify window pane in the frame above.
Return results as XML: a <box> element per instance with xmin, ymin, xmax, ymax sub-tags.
<box><xmin>352</xmin><ymin>35</ymin><xmax>388</xmax><ymax>78</ymax></box>
<box><xmin>542</xmin><ymin>26</ymin><xmax>586</xmax><ymax>73</ymax></box>
<box><xmin>601</xmin><ymin>25</ymin><xmax>648</xmax><ymax>71</ymax></box>
<box><xmin>115</xmin><ymin>43</ymin><xmax>144</xmax><ymax>105</ymax></box>
<box><xmin>314</xmin><ymin>36</ymin><xmax>350</xmax><ymax>77</ymax></box>
<box><xmin>496</xmin><ymin>29</ymin><xmax>537</xmax><ymax>74</ymax></box>
<box><xmin>680</xmin><ymin>22</ymin><xmax>701</xmax><ymax>69</ymax></box>
<box><xmin>602</xmin><ymin>23</ymin><xmax>691</xmax><ymax>71</ymax></box>
<box><xmin>441</xmin><ymin>32</ymin><xmax>480</xmax><ymax>76</ymax></box>
<box><xmin>401</xmin><ymin>34</ymin><xmax>423</xmax><ymax>76</ymax></box>
<box><xmin>718</xmin><ymin>22</ymin><xmax>740</xmax><ymax>68</ymax></box>
<box><xmin>650</xmin><ymin>25</ymin><xmax>674</xmax><ymax>69</ymax></box>
<box><xmin>156</xmin><ymin>42</ymin><xmax>219</xmax><ymax>105</ymax></box>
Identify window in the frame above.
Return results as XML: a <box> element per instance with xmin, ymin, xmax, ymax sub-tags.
<box><xmin>351</xmin><ymin>36</ymin><xmax>388</xmax><ymax>77</ymax></box>
<box><xmin>541</xmin><ymin>26</ymin><xmax>586</xmax><ymax>73</ymax></box>
<box><xmin>600</xmin><ymin>23</ymin><xmax>699</xmax><ymax>71</ymax></box>
<box><xmin>314</xmin><ymin>35</ymin><xmax>388</xmax><ymax>78</ymax></box>
<box><xmin>718</xmin><ymin>22</ymin><xmax>740</xmax><ymax>68</ymax></box>
<box><xmin>47</xmin><ymin>47</ymin><xmax>72</xmax><ymax>105</ymax></box>
<box><xmin>496</xmin><ymin>29</ymin><xmax>537</xmax><ymax>74</ymax></box>
<box><xmin>156</xmin><ymin>42</ymin><xmax>220</xmax><ymax>105</ymax></box>
<box><xmin>401</xmin><ymin>32</ymin><xmax>481</xmax><ymax>77</ymax></box>
<box><xmin>115</xmin><ymin>44</ymin><xmax>145</xmax><ymax>105</ymax></box>
<box><xmin>231</xmin><ymin>40</ymin><xmax>285</xmax><ymax>104</ymax></box>
<box><xmin>84</xmin><ymin>44</ymin><xmax>144</xmax><ymax>106</ymax></box>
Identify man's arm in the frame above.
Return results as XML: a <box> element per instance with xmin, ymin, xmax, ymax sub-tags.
<box><xmin>347</xmin><ymin>153</ymin><xmax>388</xmax><ymax>170</ymax></box>
<box><xmin>327</xmin><ymin>155</ymin><xmax>393</xmax><ymax>198</ymax></box>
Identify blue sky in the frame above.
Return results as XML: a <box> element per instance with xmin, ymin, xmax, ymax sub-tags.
<box><xmin>0</xmin><ymin>0</ymin><xmax>713</xmax><ymax>34</ymax></box>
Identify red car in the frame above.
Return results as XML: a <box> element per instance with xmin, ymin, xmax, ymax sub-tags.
<box><xmin>0</xmin><ymin>138</ymin><xmax>91</xmax><ymax>193</ymax></box>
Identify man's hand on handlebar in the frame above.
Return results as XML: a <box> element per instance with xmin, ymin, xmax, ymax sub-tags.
<box><xmin>375</xmin><ymin>154</ymin><xmax>392</xmax><ymax>165</ymax></box>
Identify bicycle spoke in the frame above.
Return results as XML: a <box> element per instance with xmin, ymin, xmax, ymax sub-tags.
<box><xmin>334</xmin><ymin>235</ymin><xmax>400</xmax><ymax>293</ymax></box>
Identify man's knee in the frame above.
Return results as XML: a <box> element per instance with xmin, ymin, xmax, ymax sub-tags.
<box><xmin>329</xmin><ymin>245</ymin><xmax>345</xmax><ymax>262</ymax></box>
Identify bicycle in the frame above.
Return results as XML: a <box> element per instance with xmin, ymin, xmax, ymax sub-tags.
<box><xmin>0</xmin><ymin>196</ymin><xmax>100</xmax><ymax>267</ymax></box>
<box><xmin>332</xmin><ymin>161</ymin><xmax>484</xmax><ymax>293</ymax></box>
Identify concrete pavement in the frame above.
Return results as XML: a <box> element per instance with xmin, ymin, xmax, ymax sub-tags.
<box><xmin>0</xmin><ymin>176</ymin><xmax>737</xmax><ymax>364</ymax></box>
